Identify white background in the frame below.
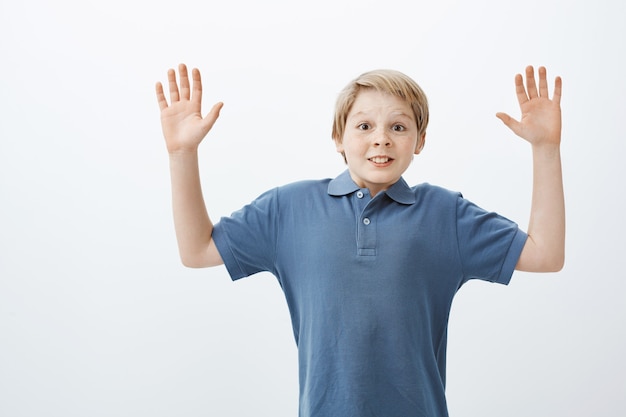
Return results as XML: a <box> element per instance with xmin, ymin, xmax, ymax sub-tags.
<box><xmin>1</xmin><ymin>0</ymin><xmax>624</xmax><ymax>416</ymax></box>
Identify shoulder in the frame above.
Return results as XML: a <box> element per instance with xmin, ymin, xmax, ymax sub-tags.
<box><xmin>275</xmin><ymin>178</ymin><xmax>332</xmax><ymax>198</ymax></box>
<box><xmin>243</xmin><ymin>179</ymin><xmax>331</xmax><ymax>204</ymax></box>
<box><xmin>412</xmin><ymin>182</ymin><xmax>462</xmax><ymax>204</ymax></box>
<box><xmin>241</xmin><ymin>179</ymin><xmax>333</xmax><ymax>213</ymax></box>
<box><xmin>412</xmin><ymin>184</ymin><xmax>499</xmax><ymax>222</ymax></box>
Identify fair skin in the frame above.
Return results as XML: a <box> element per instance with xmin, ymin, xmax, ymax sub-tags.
<box><xmin>156</xmin><ymin>64</ymin><xmax>224</xmax><ymax>267</ymax></box>
<box><xmin>335</xmin><ymin>89</ymin><xmax>425</xmax><ymax>198</ymax></box>
<box><xmin>498</xmin><ymin>66</ymin><xmax>565</xmax><ymax>272</ymax></box>
<box><xmin>156</xmin><ymin>64</ymin><xmax>564</xmax><ymax>272</ymax></box>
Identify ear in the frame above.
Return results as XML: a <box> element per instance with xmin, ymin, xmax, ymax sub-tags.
<box><xmin>334</xmin><ymin>137</ymin><xmax>344</xmax><ymax>154</ymax></box>
<box><xmin>414</xmin><ymin>132</ymin><xmax>426</xmax><ymax>155</ymax></box>
<box><xmin>333</xmin><ymin>137</ymin><xmax>348</xmax><ymax>164</ymax></box>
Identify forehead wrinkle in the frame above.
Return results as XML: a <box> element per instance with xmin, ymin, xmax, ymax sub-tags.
<box><xmin>349</xmin><ymin>91</ymin><xmax>415</xmax><ymax>121</ymax></box>
<box><xmin>348</xmin><ymin>108</ymin><xmax>415</xmax><ymax>123</ymax></box>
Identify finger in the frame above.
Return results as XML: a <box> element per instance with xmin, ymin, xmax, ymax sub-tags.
<box><xmin>179</xmin><ymin>63</ymin><xmax>191</xmax><ymax>100</ymax></box>
<box><xmin>538</xmin><ymin>66</ymin><xmax>549</xmax><ymax>98</ymax></box>
<box><xmin>496</xmin><ymin>112</ymin><xmax>513</xmax><ymax>125</ymax></box>
<box><xmin>201</xmin><ymin>102</ymin><xmax>224</xmax><ymax>131</ymax></box>
<box><xmin>514</xmin><ymin>73</ymin><xmax>529</xmax><ymax>105</ymax></box>
<box><xmin>155</xmin><ymin>82</ymin><xmax>168</xmax><ymax>111</ymax></box>
<box><xmin>553</xmin><ymin>75</ymin><xmax>562</xmax><ymax>105</ymax></box>
<box><xmin>191</xmin><ymin>68</ymin><xmax>203</xmax><ymax>105</ymax></box>
<box><xmin>525</xmin><ymin>65</ymin><xmax>538</xmax><ymax>99</ymax></box>
<box><xmin>496</xmin><ymin>112</ymin><xmax>522</xmax><ymax>137</ymax></box>
<box><xmin>167</xmin><ymin>68</ymin><xmax>180</xmax><ymax>102</ymax></box>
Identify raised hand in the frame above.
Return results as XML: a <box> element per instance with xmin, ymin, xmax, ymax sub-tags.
<box><xmin>156</xmin><ymin>64</ymin><xmax>223</xmax><ymax>154</ymax></box>
<box><xmin>499</xmin><ymin>66</ymin><xmax>566</xmax><ymax>272</ymax></box>
<box><xmin>496</xmin><ymin>66</ymin><xmax>562</xmax><ymax>148</ymax></box>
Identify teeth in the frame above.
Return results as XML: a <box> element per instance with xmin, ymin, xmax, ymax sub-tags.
<box><xmin>370</xmin><ymin>157</ymin><xmax>390</xmax><ymax>163</ymax></box>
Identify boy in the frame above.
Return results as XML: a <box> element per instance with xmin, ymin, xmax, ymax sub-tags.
<box><xmin>155</xmin><ymin>64</ymin><xmax>564</xmax><ymax>416</ymax></box>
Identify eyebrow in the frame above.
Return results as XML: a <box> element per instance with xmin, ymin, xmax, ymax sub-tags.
<box><xmin>390</xmin><ymin>111</ymin><xmax>414</xmax><ymax>120</ymax></box>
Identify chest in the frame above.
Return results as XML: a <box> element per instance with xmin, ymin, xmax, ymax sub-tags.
<box><xmin>277</xmin><ymin>192</ymin><xmax>458</xmax><ymax>265</ymax></box>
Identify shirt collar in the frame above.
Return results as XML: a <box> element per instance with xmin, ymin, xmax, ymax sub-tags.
<box><xmin>327</xmin><ymin>170</ymin><xmax>416</xmax><ymax>205</ymax></box>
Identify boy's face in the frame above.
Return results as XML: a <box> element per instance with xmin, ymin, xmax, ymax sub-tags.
<box><xmin>336</xmin><ymin>89</ymin><xmax>423</xmax><ymax>197</ymax></box>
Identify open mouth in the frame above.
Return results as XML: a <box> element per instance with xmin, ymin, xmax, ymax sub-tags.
<box><xmin>368</xmin><ymin>156</ymin><xmax>393</xmax><ymax>164</ymax></box>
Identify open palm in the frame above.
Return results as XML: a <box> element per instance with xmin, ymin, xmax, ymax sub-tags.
<box><xmin>497</xmin><ymin>66</ymin><xmax>562</xmax><ymax>147</ymax></box>
<box><xmin>156</xmin><ymin>64</ymin><xmax>223</xmax><ymax>154</ymax></box>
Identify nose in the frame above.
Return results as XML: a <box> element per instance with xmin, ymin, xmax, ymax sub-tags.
<box><xmin>374</xmin><ymin>131</ymin><xmax>391</xmax><ymax>147</ymax></box>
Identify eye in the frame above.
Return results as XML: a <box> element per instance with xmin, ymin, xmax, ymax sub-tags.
<box><xmin>358</xmin><ymin>123</ymin><xmax>371</xmax><ymax>131</ymax></box>
<box><xmin>392</xmin><ymin>124</ymin><xmax>406</xmax><ymax>132</ymax></box>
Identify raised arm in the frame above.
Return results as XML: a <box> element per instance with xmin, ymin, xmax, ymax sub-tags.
<box><xmin>496</xmin><ymin>66</ymin><xmax>565</xmax><ymax>272</ymax></box>
<box><xmin>156</xmin><ymin>64</ymin><xmax>224</xmax><ymax>268</ymax></box>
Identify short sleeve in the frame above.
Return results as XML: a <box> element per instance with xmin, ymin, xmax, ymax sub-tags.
<box><xmin>456</xmin><ymin>195</ymin><xmax>527</xmax><ymax>285</ymax></box>
<box><xmin>212</xmin><ymin>188</ymin><xmax>279</xmax><ymax>280</ymax></box>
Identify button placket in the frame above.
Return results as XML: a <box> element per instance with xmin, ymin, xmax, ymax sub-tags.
<box><xmin>356</xmin><ymin>193</ymin><xmax>377</xmax><ymax>257</ymax></box>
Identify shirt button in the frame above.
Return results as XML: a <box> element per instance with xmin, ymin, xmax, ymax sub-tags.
<box><xmin>356</xmin><ymin>191</ymin><xmax>364</xmax><ymax>199</ymax></box>
<box><xmin>363</xmin><ymin>218</ymin><xmax>371</xmax><ymax>225</ymax></box>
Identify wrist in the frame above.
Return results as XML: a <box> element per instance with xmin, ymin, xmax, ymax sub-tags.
<box><xmin>531</xmin><ymin>142</ymin><xmax>561</xmax><ymax>161</ymax></box>
<box><xmin>168</xmin><ymin>145</ymin><xmax>199</xmax><ymax>157</ymax></box>
<box><xmin>168</xmin><ymin>148</ymin><xmax>200</xmax><ymax>167</ymax></box>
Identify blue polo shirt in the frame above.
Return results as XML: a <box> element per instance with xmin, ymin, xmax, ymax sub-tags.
<box><xmin>212</xmin><ymin>170</ymin><xmax>527</xmax><ymax>417</ymax></box>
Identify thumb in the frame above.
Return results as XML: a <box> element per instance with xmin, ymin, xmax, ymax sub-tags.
<box><xmin>495</xmin><ymin>112</ymin><xmax>521</xmax><ymax>136</ymax></box>
<box><xmin>201</xmin><ymin>102</ymin><xmax>224</xmax><ymax>131</ymax></box>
